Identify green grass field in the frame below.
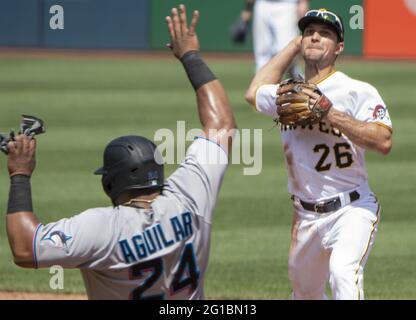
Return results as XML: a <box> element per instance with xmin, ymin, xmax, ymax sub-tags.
<box><xmin>0</xmin><ymin>54</ymin><xmax>415</xmax><ymax>299</ymax></box>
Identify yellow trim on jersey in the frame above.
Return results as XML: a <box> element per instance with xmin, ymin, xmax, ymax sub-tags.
<box><xmin>252</xmin><ymin>84</ymin><xmax>272</xmax><ymax>112</ymax></box>
<box><xmin>374</xmin><ymin>122</ymin><xmax>393</xmax><ymax>134</ymax></box>
<box><xmin>315</xmin><ymin>69</ymin><xmax>337</xmax><ymax>85</ymax></box>
<box><xmin>252</xmin><ymin>86</ymin><xmax>260</xmax><ymax>112</ymax></box>
<box><xmin>354</xmin><ymin>204</ymin><xmax>380</xmax><ymax>300</ymax></box>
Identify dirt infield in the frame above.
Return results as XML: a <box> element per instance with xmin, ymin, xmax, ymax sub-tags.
<box><xmin>0</xmin><ymin>292</ymin><xmax>228</xmax><ymax>300</ymax></box>
<box><xmin>0</xmin><ymin>47</ymin><xmax>254</xmax><ymax>61</ymax></box>
<box><xmin>0</xmin><ymin>291</ymin><xmax>87</xmax><ymax>300</ymax></box>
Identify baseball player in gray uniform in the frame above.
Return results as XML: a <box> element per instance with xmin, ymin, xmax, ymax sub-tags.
<box><xmin>5</xmin><ymin>4</ymin><xmax>236</xmax><ymax>300</ymax></box>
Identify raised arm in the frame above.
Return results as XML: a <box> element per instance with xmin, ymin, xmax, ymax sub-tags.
<box><xmin>166</xmin><ymin>5</ymin><xmax>236</xmax><ymax>148</ymax></box>
<box><xmin>6</xmin><ymin>134</ymin><xmax>40</xmax><ymax>267</ymax></box>
<box><xmin>245</xmin><ymin>36</ymin><xmax>302</xmax><ymax>106</ymax></box>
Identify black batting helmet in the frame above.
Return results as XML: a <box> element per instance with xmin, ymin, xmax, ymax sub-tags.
<box><xmin>94</xmin><ymin>135</ymin><xmax>164</xmax><ymax>203</ymax></box>
<box><xmin>298</xmin><ymin>9</ymin><xmax>344</xmax><ymax>42</ymax></box>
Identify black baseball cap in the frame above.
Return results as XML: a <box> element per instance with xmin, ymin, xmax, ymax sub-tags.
<box><xmin>298</xmin><ymin>9</ymin><xmax>344</xmax><ymax>42</ymax></box>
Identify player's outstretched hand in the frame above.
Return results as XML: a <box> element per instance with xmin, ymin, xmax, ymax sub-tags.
<box><xmin>166</xmin><ymin>4</ymin><xmax>200</xmax><ymax>59</ymax></box>
<box><xmin>7</xmin><ymin>134</ymin><xmax>37</xmax><ymax>177</ymax></box>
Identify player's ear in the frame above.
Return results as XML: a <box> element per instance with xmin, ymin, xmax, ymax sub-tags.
<box><xmin>335</xmin><ymin>41</ymin><xmax>344</xmax><ymax>56</ymax></box>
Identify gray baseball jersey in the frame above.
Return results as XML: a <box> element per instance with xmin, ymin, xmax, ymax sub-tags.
<box><xmin>32</xmin><ymin>137</ymin><xmax>228</xmax><ymax>300</ymax></box>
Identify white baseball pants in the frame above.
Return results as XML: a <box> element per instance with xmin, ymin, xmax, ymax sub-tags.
<box><xmin>288</xmin><ymin>191</ymin><xmax>380</xmax><ymax>300</ymax></box>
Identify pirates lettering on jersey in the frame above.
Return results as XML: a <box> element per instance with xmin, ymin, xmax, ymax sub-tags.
<box><xmin>279</xmin><ymin>121</ymin><xmax>342</xmax><ymax>137</ymax></box>
<box><xmin>119</xmin><ymin>212</ymin><xmax>194</xmax><ymax>263</ymax></box>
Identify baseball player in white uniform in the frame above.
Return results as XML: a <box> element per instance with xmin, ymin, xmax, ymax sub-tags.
<box><xmin>5</xmin><ymin>5</ymin><xmax>236</xmax><ymax>300</ymax></box>
<box><xmin>233</xmin><ymin>0</ymin><xmax>309</xmax><ymax>73</ymax></box>
<box><xmin>245</xmin><ymin>9</ymin><xmax>393</xmax><ymax>299</ymax></box>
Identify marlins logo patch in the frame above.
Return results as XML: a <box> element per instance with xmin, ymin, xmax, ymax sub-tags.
<box><xmin>372</xmin><ymin>105</ymin><xmax>387</xmax><ymax>120</ymax></box>
<box><xmin>41</xmin><ymin>230</ymin><xmax>72</xmax><ymax>249</ymax></box>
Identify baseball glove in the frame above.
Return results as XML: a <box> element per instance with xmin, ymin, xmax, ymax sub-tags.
<box><xmin>230</xmin><ymin>17</ymin><xmax>249</xmax><ymax>43</ymax></box>
<box><xmin>0</xmin><ymin>115</ymin><xmax>45</xmax><ymax>155</ymax></box>
<box><xmin>275</xmin><ymin>78</ymin><xmax>332</xmax><ymax>126</ymax></box>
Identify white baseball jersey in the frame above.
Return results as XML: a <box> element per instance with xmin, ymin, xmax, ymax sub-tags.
<box><xmin>32</xmin><ymin>137</ymin><xmax>228</xmax><ymax>300</ymax></box>
<box><xmin>255</xmin><ymin>71</ymin><xmax>392</xmax><ymax>201</ymax></box>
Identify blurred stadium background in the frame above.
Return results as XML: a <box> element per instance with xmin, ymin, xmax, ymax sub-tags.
<box><xmin>0</xmin><ymin>0</ymin><xmax>415</xmax><ymax>299</ymax></box>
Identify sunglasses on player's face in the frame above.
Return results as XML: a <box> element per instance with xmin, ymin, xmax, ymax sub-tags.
<box><xmin>304</xmin><ymin>9</ymin><xmax>343</xmax><ymax>33</ymax></box>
